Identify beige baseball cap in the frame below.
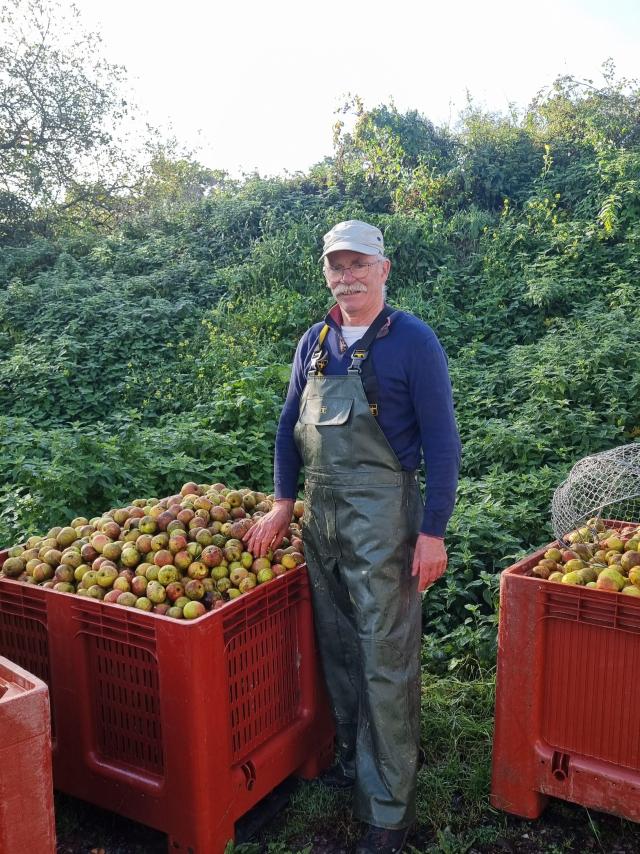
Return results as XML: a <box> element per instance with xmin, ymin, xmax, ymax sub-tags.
<box><xmin>321</xmin><ymin>219</ymin><xmax>384</xmax><ymax>259</ymax></box>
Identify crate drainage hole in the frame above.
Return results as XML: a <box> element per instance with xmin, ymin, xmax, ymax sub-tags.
<box><xmin>551</xmin><ymin>751</ymin><xmax>570</xmax><ymax>782</ymax></box>
<box><xmin>241</xmin><ymin>760</ymin><xmax>257</xmax><ymax>790</ymax></box>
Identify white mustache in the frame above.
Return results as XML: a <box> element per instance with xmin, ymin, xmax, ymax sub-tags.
<box><xmin>332</xmin><ymin>283</ymin><xmax>368</xmax><ymax>296</ymax></box>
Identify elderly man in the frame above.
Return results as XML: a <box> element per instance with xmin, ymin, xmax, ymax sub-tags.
<box><xmin>244</xmin><ymin>219</ymin><xmax>460</xmax><ymax>854</ymax></box>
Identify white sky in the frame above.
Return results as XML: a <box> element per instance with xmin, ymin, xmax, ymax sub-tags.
<box><xmin>74</xmin><ymin>0</ymin><xmax>640</xmax><ymax>177</ymax></box>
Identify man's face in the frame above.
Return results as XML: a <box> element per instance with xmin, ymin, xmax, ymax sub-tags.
<box><xmin>323</xmin><ymin>249</ymin><xmax>391</xmax><ymax>318</ymax></box>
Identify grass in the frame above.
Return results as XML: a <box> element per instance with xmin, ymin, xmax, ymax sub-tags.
<box><xmin>417</xmin><ymin>671</ymin><xmax>495</xmax><ymax>832</ymax></box>
<box><xmin>249</xmin><ymin>666</ymin><xmax>500</xmax><ymax>853</ymax></box>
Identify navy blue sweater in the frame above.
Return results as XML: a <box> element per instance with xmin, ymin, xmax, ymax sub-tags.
<box><xmin>274</xmin><ymin>306</ymin><xmax>461</xmax><ymax>538</ymax></box>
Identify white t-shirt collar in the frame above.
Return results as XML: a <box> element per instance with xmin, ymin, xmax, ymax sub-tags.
<box><xmin>340</xmin><ymin>325</ymin><xmax>369</xmax><ymax>348</ymax></box>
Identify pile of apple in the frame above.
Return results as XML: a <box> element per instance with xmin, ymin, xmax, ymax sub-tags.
<box><xmin>530</xmin><ymin>519</ymin><xmax>640</xmax><ymax>595</ymax></box>
<box><xmin>0</xmin><ymin>481</ymin><xmax>305</xmax><ymax>618</ymax></box>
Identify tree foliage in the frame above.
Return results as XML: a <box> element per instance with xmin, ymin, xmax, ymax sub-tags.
<box><xmin>0</xmin><ymin>0</ymin><xmax>131</xmax><ymax>237</ymax></box>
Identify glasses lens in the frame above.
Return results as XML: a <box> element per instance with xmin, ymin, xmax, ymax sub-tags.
<box><xmin>350</xmin><ymin>263</ymin><xmax>369</xmax><ymax>277</ymax></box>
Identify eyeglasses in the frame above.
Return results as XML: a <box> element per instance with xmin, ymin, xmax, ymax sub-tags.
<box><xmin>323</xmin><ymin>260</ymin><xmax>382</xmax><ymax>282</ymax></box>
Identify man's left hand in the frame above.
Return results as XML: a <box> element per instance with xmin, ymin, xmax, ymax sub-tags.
<box><xmin>411</xmin><ymin>534</ymin><xmax>448</xmax><ymax>592</ymax></box>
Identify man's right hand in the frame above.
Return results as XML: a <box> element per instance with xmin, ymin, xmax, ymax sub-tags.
<box><xmin>242</xmin><ymin>499</ymin><xmax>294</xmax><ymax>557</ymax></box>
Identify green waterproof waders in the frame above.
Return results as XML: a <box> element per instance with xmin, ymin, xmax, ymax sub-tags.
<box><xmin>294</xmin><ymin>355</ymin><xmax>423</xmax><ymax>830</ymax></box>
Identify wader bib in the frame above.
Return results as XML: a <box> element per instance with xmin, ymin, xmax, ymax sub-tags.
<box><xmin>294</xmin><ymin>315</ymin><xmax>423</xmax><ymax>830</ymax></box>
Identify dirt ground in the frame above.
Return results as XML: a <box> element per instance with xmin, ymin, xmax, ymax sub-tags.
<box><xmin>54</xmin><ymin>788</ymin><xmax>640</xmax><ymax>854</ymax></box>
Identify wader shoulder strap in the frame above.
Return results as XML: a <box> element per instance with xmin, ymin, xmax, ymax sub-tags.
<box><xmin>347</xmin><ymin>305</ymin><xmax>393</xmax><ymax>416</ymax></box>
<box><xmin>308</xmin><ymin>323</ymin><xmax>330</xmax><ymax>375</ymax></box>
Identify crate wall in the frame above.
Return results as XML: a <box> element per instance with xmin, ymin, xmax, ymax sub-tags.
<box><xmin>491</xmin><ymin>536</ymin><xmax>640</xmax><ymax>822</ymax></box>
<box><xmin>0</xmin><ymin>562</ymin><xmax>334</xmax><ymax>853</ymax></box>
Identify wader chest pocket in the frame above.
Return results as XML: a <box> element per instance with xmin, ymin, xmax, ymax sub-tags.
<box><xmin>299</xmin><ymin>398</ymin><xmax>353</xmax><ymax>426</ymax></box>
<box><xmin>297</xmin><ymin>397</ymin><xmax>353</xmax><ymax>468</ymax></box>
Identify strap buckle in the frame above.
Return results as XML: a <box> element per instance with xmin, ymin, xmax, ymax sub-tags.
<box><xmin>348</xmin><ymin>348</ymin><xmax>368</xmax><ymax>375</ymax></box>
<box><xmin>369</xmin><ymin>403</ymin><xmax>379</xmax><ymax>416</ymax></box>
<box><xmin>309</xmin><ymin>353</ymin><xmax>328</xmax><ymax>375</ymax></box>
<box><xmin>308</xmin><ymin>323</ymin><xmax>331</xmax><ymax>376</ymax></box>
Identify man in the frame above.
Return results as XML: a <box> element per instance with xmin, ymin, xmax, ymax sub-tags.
<box><xmin>244</xmin><ymin>220</ymin><xmax>460</xmax><ymax>854</ymax></box>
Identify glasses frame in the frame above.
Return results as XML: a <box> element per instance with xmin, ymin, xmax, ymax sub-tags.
<box><xmin>323</xmin><ymin>259</ymin><xmax>383</xmax><ymax>282</ymax></box>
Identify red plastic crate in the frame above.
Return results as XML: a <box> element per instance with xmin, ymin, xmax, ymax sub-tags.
<box><xmin>0</xmin><ymin>560</ymin><xmax>334</xmax><ymax>853</ymax></box>
<box><xmin>0</xmin><ymin>655</ymin><xmax>56</xmax><ymax>853</ymax></box>
<box><xmin>491</xmin><ymin>537</ymin><xmax>640</xmax><ymax>822</ymax></box>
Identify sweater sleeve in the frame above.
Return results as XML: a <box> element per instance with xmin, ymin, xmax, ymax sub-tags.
<box><xmin>408</xmin><ymin>332</ymin><xmax>461</xmax><ymax>537</ymax></box>
<box><xmin>273</xmin><ymin>330</ymin><xmax>314</xmax><ymax>500</ymax></box>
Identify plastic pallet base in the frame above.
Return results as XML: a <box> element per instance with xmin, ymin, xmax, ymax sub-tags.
<box><xmin>0</xmin><ymin>655</ymin><xmax>56</xmax><ymax>854</ymax></box>
<box><xmin>0</xmin><ymin>560</ymin><xmax>334</xmax><ymax>853</ymax></box>
<box><xmin>491</xmin><ymin>527</ymin><xmax>640</xmax><ymax>822</ymax></box>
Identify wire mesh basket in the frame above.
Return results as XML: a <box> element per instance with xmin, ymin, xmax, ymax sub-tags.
<box><xmin>551</xmin><ymin>442</ymin><xmax>640</xmax><ymax>545</ymax></box>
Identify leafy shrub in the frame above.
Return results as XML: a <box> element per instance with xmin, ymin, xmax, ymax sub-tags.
<box><xmin>3</xmin><ymin>72</ymin><xmax>640</xmax><ymax>676</ymax></box>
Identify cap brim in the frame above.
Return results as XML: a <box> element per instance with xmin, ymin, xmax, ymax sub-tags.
<box><xmin>321</xmin><ymin>240</ymin><xmax>384</xmax><ymax>260</ymax></box>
